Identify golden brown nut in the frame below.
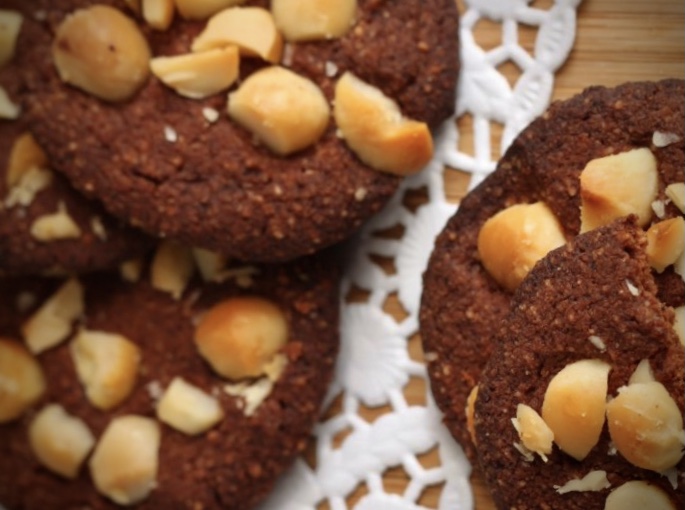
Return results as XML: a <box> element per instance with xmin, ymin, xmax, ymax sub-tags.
<box><xmin>665</xmin><ymin>182</ymin><xmax>684</xmax><ymax>213</ymax></box>
<box><xmin>513</xmin><ymin>404</ymin><xmax>554</xmax><ymax>461</ymax></box>
<box><xmin>604</xmin><ymin>481</ymin><xmax>676</xmax><ymax>510</ymax></box>
<box><xmin>271</xmin><ymin>0</ymin><xmax>357</xmax><ymax>41</ymax></box>
<box><xmin>194</xmin><ymin>296</ymin><xmax>288</xmax><ymax>380</ymax></box>
<box><xmin>646</xmin><ymin>217</ymin><xmax>685</xmax><ymax>273</ymax></box>
<box><xmin>150</xmin><ymin>240</ymin><xmax>195</xmax><ymax>300</ymax></box>
<box><xmin>156</xmin><ymin>377</ymin><xmax>224</xmax><ymax>435</ymax></box>
<box><xmin>0</xmin><ymin>10</ymin><xmax>23</xmax><ymax>69</ymax></box>
<box><xmin>142</xmin><ymin>0</ymin><xmax>175</xmax><ymax>30</ymax></box>
<box><xmin>52</xmin><ymin>5</ymin><xmax>151</xmax><ymax>102</ymax></box>
<box><xmin>6</xmin><ymin>132</ymin><xmax>48</xmax><ymax>188</ymax></box>
<box><xmin>0</xmin><ymin>338</ymin><xmax>46</xmax><ymax>423</ymax></box>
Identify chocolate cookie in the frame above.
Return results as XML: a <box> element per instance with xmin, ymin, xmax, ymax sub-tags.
<box><xmin>474</xmin><ymin>218</ymin><xmax>684</xmax><ymax>510</ymax></box>
<box><xmin>0</xmin><ymin>4</ymin><xmax>151</xmax><ymax>275</ymax></box>
<box><xmin>18</xmin><ymin>0</ymin><xmax>459</xmax><ymax>262</ymax></box>
<box><xmin>419</xmin><ymin>79</ymin><xmax>685</xmax><ymax>461</ymax></box>
<box><xmin>0</xmin><ymin>248</ymin><xmax>340</xmax><ymax>509</ymax></box>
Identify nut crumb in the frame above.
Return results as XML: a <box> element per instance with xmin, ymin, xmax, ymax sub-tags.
<box><xmin>145</xmin><ymin>380</ymin><xmax>163</xmax><ymax>402</ymax></box>
<box><xmin>554</xmin><ymin>470</ymin><xmax>610</xmax><ymax>494</ymax></box>
<box><xmin>90</xmin><ymin>216</ymin><xmax>107</xmax><ymax>241</ymax></box>
<box><xmin>512</xmin><ymin>442</ymin><xmax>534</xmax><ymax>462</ymax></box>
<box><xmin>164</xmin><ymin>125</ymin><xmax>178</xmax><ymax>143</ymax></box>
<box><xmin>625</xmin><ymin>280</ymin><xmax>640</xmax><ymax>296</ymax></box>
<box><xmin>651</xmin><ymin>199</ymin><xmax>667</xmax><ymax>219</ymax></box>
<box><xmin>324</xmin><ymin>60</ymin><xmax>338</xmax><ymax>78</ymax></box>
<box><xmin>424</xmin><ymin>351</ymin><xmax>438</xmax><ymax>362</ymax></box>
<box><xmin>588</xmin><ymin>335</ymin><xmax>606</xmax><ymax>352</ymax></box>
<box><xmin>652</xmin><ymin>131</ymin><xmax>681</xmax><ymax>148</ymax></box>
<box><xmin>202</xmin><ymin>107</ymin><xmax>220</xmax><ymax>123</ymax></box>
<box><xmin>354</xmin><ymin>187</ymin><xmax>368</xmax><ymax>201</ymax></box>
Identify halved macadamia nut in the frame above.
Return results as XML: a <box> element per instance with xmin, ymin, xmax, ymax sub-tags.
<box><xmin>150</xmin><ymin>46</ymin><xmax>239</xmax><ymax>99</ymax></box>
<box><xmin>541</xmin><ymin>359</ymin><xmax>611</xmax><ymax>461</ymax></box>
<box><xmin>0</xmin><ymin>338</ymin><xmax>46</xmax><ymax>423</ymax></box>
<box><xmin>646</xmin><ymin>217</ymin><xmax>685</xmax><ymax>273</ymax></box>
<box><xmin>150</xmin><ymin>240</ymin><xmax>195</xmax><ymax>300</ymax></box>
<box><xmin>21</xmin><ymin>278</ymin><xmax>84</xmax><ymax>354</ymax></box>
<box><xmin>334</xmin><ymin>72</ymin><xmax>433</xmax><ymax>176</ymax></box>
<box><xmin>514</xmin><ymin>404</ymin><xmax>554</xmax><ymax>461</ymax></box>
<box><xmin>70</xmin><ymin>329</ymin><xmax>141</xmax><ymax>410</ymax></box>
<box><xmin>89</xmin><ymin>415</ymin><xmax>160</xmax><ymax>505</ymax></box>
<box><xmin>174</xmin><ymin>0</ymin><xmax>247</xmax><ymax>20</ymax></box>
<box><xmin>271</xmin><ymin>0</ymin><xmax>357</xmax><ymax>41</ymax></box>
<box><xmin>0</xmin><ymin>84</ymin><xmax>20</xmax><ymax>119</ymax></box>
<box><xmin>228</xmin><ymin>66</ymin><xmax>330</xmax><ymax>155</ymax></box>
<box><xmin>604</xmin><ymin>481</ymin><xmax>677</xmax><ymax>510</ymax></box>
<box><xmin>28</xmin><ymin>404</ymin><xmax>95</xmax><ymax>479</ymax></box>
<box><xmin>6</xmin><ymin>132</ymin><xmax>48</xmax><ymax>188</ymax></box>
<box><xmin>665</xmin><ymin>182</ymin><xmax>684</xmax><ymax>214</ymax></box>
<box><xmin>52</xmin><ymin>5</ymin><xmax>151</xmax><ymax>102</ymax></box>
<box><xmin>191</xmin><ymin>7</ymin><xmax>282</xmax><ymax>64</ymax></box>
<box><xmin>477</xmin><ymin>202</ymin><xmax>566</xmax><ymax>292</ymax></box>
<box><xmin>606</xmin><ymin>381</ymin><xmax>684</xmax><ymax>472</ymax></box>
<box><xmin>194</xmin><ymin>296</ymin><xmax>288</xmax><ymax>380</ymax></box>
<box><xmin>156</xmin><ymin>377</ymin><xmax>224</xmax><ymax>435</ymax></box>
<box><xmin>579</xmin><ymin>148</ymin><xmax>659</xmax><ymax>233</ymax></box>
<box><xmin>142</xmin><ymin>0</ymin><xmax>175</xmax><ymax>31</ymax></box>
<box><xmin>0</xmin><ymin>9</ymin><xmax>23</xmax><ymax>68</ymax></box>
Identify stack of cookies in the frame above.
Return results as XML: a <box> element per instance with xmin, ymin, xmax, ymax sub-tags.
<box><xmin>0</xmin><ymin>1</ymin><xmax>460</xmax><ymax>509</ymax></box>
<box><xmin>421</xmin><ymin>80</ymin><xmax>685</xmax><ymax>509</ymax></box>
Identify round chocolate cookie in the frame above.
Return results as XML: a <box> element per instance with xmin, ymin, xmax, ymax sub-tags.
<box><xmin>474</xmin><ymin>218</ymin><xmax>684</xmax><ymax>510</ymax></box>
<box><xmin>20</xmin><ymin>0</ymin><xmax>460</xmax><ymax>262</ymax></box>
<box><xmin>419</xmin><ymin>79</ymin><xmax>685</xmax><ymax>461</ymax></box>
<box><xmin>0</xmin><ymin>4</ymin><xmax>151</xmax><ymax>275</ymax></box>
<box><xmin>0</xmin><ymin>249</ymin><xmax>340</xmax><ymax>509</ymax></box>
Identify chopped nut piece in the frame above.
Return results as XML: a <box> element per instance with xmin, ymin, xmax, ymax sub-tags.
<box><xmin>579</xmin><ymin>148</ymin><xmax>659</xmax><ymax>233</ymax></box>
<box><xmin>606</xmin><ymin>380</ymin><xmax>684</xmax><ymax>472</ymax></box>
<box><xmin>477</xmin><ymin>202</ymin><xmax>566</xmax><ymax>292</ymax></box>
<box><xmin>0</xmin><ymin>84</ymin><xmax>20</xmax><ymax>119</ymax></box>
<box><xmin>194</xmin><ymin>296</ymin><xmax>288</xmax><ymax>380</ymax></box>
<box><xmin>70</xmin><ymin>329</ymin><xmax>141</xmax><ymax>410</ymax></box>
<box><xmin>192</xmin><ymin>247</ymin><xmax>227</xmax><ymax>281</ymax></box>
<box><xmin>588</xmin><ymin>335</ymin><xmax>607</xmax><ymax>351</ymax></box>
<box><xmin>150</xmin><ymin>46</ymin><xmax>239</xmax><ymax>99</ymax></box>
<box><xmin>513</xmin><ymin>404</ymin><xmax>554</xmax><ymax>461</ymax></box>
<box><xmin>646</xmin><ymin>217</ymin><xmax>685</xmax><ymax>273</ymax></box>
<box><xmin>271</xmin><ymin>0</ymin><xmax>357</xmax><ymax>41</ymax></box>
<box><xmin>163</xmin><ymin>124</ymin><xmax>178</xmax><ymax>142</ymax></box>
<box><xmin>21</xmin><ymin>278</ymin><xmax>84</xmax><ymax>354</ymax></box>
<box><xmin>174</xmin><ymin>0</ymin><xmax>248</xmax><ymax>20</ymax></box>
<box><xmin>142</xmin><ymin>0</ymin><xmax>174</xmax><ymax>30</ymax></box>
<box><xmin>192</xmin><ymin>7</ymin><xmax>283</xmax><ymax>64</ymax></box>
<box><xmin>4</xmin><ymin>166</ymin><xmax>53</xmax><ymax>208</ymax></box>
<box><xmin>541</xmin><ymin>359</ymin><xmax>611</xmax><ymax>460</ymax></box>
<box><xmin>554</xmin><ymin>470</ymin><xmax>610</xmax><ymax>494</ymax></box>
<box><xmin>604</xmin><ymin>481</ymin><xmax>676</xmax><ymax>510</ymax></box>
<box><xmin>30</xmin><ymin>201</ymin><xmax>82</xmax><ymax>241</ymax></box>
<box><xmin>202</xmin><ymin>106</ymin><xmax>220</xmax><ymax>123</ymax></box>
<box><xmin>90</xmin><ymin>216</ymin><xmax>108</xmax><ymax>241</ymax></box>
<box><xmin>673</xmin><ymin>306</ymin><xmax>684</xmax><ymax>347</ymax></box>
<box><xmin>0</xmin><ymin>339</ymin><xmax>46</xmax><ymax>423</ymax></box>
<box><xmin>52</xmin><ymin>5</ymin><xmax>151</xmax><ymax>102</ymax></box>
<box><xmin>28</xmin><ymin>404</ymin><xmax>95</xmax><ymax>479</ymax></box>
<box><xmin>120</xmin><ymin>258</ymin><xmax>144</xmax><ymax>283</ymax></box>
<box><xmin>652</xmin><ymin>131</ymin><xmax>681</xmax><ymax>148</ymax></box>
<box><xmin>224</xmin><ymin>377</ymin><xmax>273</xmax><ymax>416</ymax></box>
<box><xmin>334</xmin><ymin>72</ymin><xmax>433</xmax><ymax>176</ymax></box>
<box><xmin>6</xmin><ymin>132</ymin><xmax>47</xmax><ymax>188</ymax></box>
<box><xmin>89</xmin><ymin>415</ymin><xmax>160</xmax><ymax>505</ymax></box>
<box><xmin>0</xmin><ymin>9</ymin><xmax>23</xmax><ymax>68</ymax></box>
<box><xmin>150</xmin><ymin>240</ymin><xmax>195</xmax><ymax>299</ymax></box>
<box><xmin>665</xmin><ymin>182</ymin><xmax>685</xmax><ymax>214</ymax></box>
<box><xmin>628</xmin><ymin>359</ymin><xmax>656</xmax><ymax>385</ymax></box>
<box><xmin>228</xmin><ymin>66</ymin><xmax>330</xmax><ymax>155</ymax></box>
<box><xmin>157</xmin><ymin>377</ymin><xmax>224</xmax><ymax>435</ymax></box>
<box><xmin>465</xmin><ymin>385</ymin><xmax>478</xmax><ymax>445</ymax></box>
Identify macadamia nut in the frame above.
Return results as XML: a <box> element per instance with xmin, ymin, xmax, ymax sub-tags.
<box><xmin>646</xmin><ymin>217</ymin><xmax>685</xmax><ymax>273</ymax></box>
<box><xmin>150</xmin><ymin>240</ymin><xmax>195</xmax><ymax>300</ymax></box>
<box><xmin>6</xmin><ymin>132</ymin><xmax>48</xmax><ymax>188</ymax></box>
<box><xmin>0</xmin><ymin>339</ymin><xmax>46</xmax><ymax>423</ymax></box>
<box><xmin>513</xmin><ymin>404</ymin><xmax>554</xmax><ymax>462</ymax></box>
<box><xmin>664</xmin><ymin>182</ymin><xmax>684</xmax><ymax>214</ymax></box>
<box><xmin>0</xmin><ymin>9</ymin><xmax>23</xmax><ymax>68</ymax></box>
<box><xmin>465</xmin><ymin>385</ymin><xmax>478</xmax><ymax>445</ymax></box>
<box><xmin>142</xmin><ymin>0</ymin><xmax>174</xmax><ymax>30</ymax></box>
<box><xmin>604</xmin><ymin>481</ymin><xmax>676</xmax><ymax>510</ymax></box>
<box><xmin>156</xmin><ymin>377</ymin><xmax>224</xmax><ymax>435</ymax></box>
<box><xmin>271</xmin><ymin>0</ymin><xmax>357</xmax><ymax>41</ymax></box>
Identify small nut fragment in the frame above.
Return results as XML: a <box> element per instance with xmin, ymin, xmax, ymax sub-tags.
<box><xmin>194</xmin><ymin>296</ymin><xmax>288</xmax><ymax>380</ymax></box>
<box><xmin>6</xmin><ymin>132</ymin><xmax>48</xmax><ymax>188</ymax></box>
<box><xmin>70</xmin><ymin>329</ymin><xmax>141</xmax><ymax>410</ymax></box>
<box><xmin>4</xmin><ymin>166</ymin><xmax>53</xmax><ymax>209</ymax></box>
<box><xmin>477</xmin><ymin>202</ymin><xmax>566</xmax><ymax>292</ymax></box>
<box><xmin>579</xmin><ymin>148</ymin><xmax>659</xmax><ymax>233</ymax></box>
<box><xmin>156</xmin><ymin>377</ymin><xmax>224</xmax><ymax>435</ymax></box>
<box><xmin>30</xmin><ymin>201</ymin><xmax>82</xmax><ymax>241</ymax></box>
<box><xmin>21</xmin><ymin>278</ymin><xmax>84</xmax><ymax>354</ymax></box>
<box><xmin>541</xmin><ymin>359</ymin><xmax>611</xmax><ymax>460</ymax></box>
<box><xmin>150</xmin><ymin>46</ymin><xmax>239</xmax><ymax>99</ymax></box>
<box><xmin>673</xmin><ymin>306</ymin><xmax>684</xmax><ymax>347</ymax></box>
<box><xmin>120</xmin><ymin>258</ymin><xmax>144</xmax><ymax>283</ymax></box>
<box><xmin>513</xmin><ymin>404</ymin><xmax>554</xmax><ymax>461</ymax></box>
<box><xmin>89</xmin><ymin>415</ymin><xmax>160</xmax><ymax>506</ymax></box>
<box><xmin>665</xmin><ymin>182</ymin><xmax>685</xmax><ymax>214</ymax></box>
<box><xmin>604</xmin><ymin>481</ymin><xmax>676</xmax><ymax>510</ymax></box>
<box><xmin>554</xmin><ymin>470</ymin><xmax>610</xmax><ymax>494</ymax></box>
<box><xmin>0</xmin><ymin>9</ymin><xmax>23</xmax><ymax>68</ymax></box>
<box><xmin>142</xmin><ymin>0</ymin><xmax>174</xmax><ymax>30</ymax></box>
<box><xmin>628</xmin><ymin>359</ymin><xmax>656</xmax><ymax>385</ymax></box>
<box><xmin>174</xmin><ymin>0</ymin><xmax>247</xmax><ymax>20</ymax></box>
<box><xmin>150</xmin><ymin>240</ymin><xmax>195</xmax><ymax>300</ymax></box>
<box><xmin>192</xmin><ymin>247</ymin><xmax>228</xmax><ymax>282</ymax></box>
<box><xmin>465</xmin><ymin>385</ymin><xmax>478</xmax><ymax>445</ymax></box>
<box><xmin>652</xmin><ymin>131</ymin><xmax>681</xmax><ymax>148</ymax></box>
<box><xmin>271</xmin><ymin>0</ymin><xmax>357</xmax><ymax>41</ymax></box>
<box><xmin>52</xmin><ymin>5</ymin><xmax>151</xmax><ymax>102</ymax></box>
<box><xmin>228</xmin><ymin>66</ymin><xmax>330</xmax><ymax>155</ymax></box>
<box><xmin>0</xmin><ymin>84</ymin><xmax>20</xmax><ymax>119</ymax></box>
<box><xmin>606</xmin><ymin>380</ymin><xmax>684</xmax><ymax>472</ymax></box>
<box><xmin>646</xmin><ymin>217</ymin><xmax>685</xmax><ymax>273</ymax></box>
<box><xmin>223</xmin><ymin>376</ymin><xmax>273</xmax><ymax>416</ymax></box>
<box><xmin>28</xmin><ymin>404</ymin><xmax>95</xmax><ymax>479</ymax></box>
<box><xmin>192</xmin><ymin>7</ymin><xmax>283</xmax><ymax>64</ymax></box>
<box><xmin>0</xmin><ymin>339</ymin><xmax>46</xmax><ymax>423</ymax></box>
<box><xmin>334</xmin><ymin>72</ymin><xmax>433</xmax><ymax>176</ymax></box>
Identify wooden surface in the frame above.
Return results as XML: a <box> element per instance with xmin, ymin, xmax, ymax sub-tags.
<box><xmin>381</xmin><ymin>1</ymin><xmax>685</xmax><ymax>509</ymax></box>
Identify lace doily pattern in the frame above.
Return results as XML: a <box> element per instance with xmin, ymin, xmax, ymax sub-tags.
<box><xmin>259</xmin><ymin>1</ymin><xmax>582</xmax><ymax>509</ymax></box>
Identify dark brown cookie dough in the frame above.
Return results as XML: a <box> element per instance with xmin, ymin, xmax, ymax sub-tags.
<box><xmin>419</xmin><ymin>79</ymin><xmax>685</xmax><ymax>461</ymax></box>
<box><xmin>0</xmin><ymin>250</ymin><xmax>341</xmax><ymax>510</ymax></box>
<box><xmin>474</xmin><ymin>218</ymin><xmax>684</xmax><ymax>510</ymax></box>
<box><xmin>20</xmin><ymin>0</ymin><xmax>460</xmax><ymax>262</ymax></box>
<box><xmin>0</xmin><ymin>2</ymin><xmax>151</xmax><ymax>275</ymax></box>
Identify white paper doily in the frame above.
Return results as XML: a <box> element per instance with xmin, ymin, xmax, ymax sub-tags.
<box><xmin>258</xmin><ymin>1</ymin><xmax>583</xmax><ymax>509</ymax></box>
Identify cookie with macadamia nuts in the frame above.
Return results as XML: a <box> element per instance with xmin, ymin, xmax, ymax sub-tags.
<box><xmin>0</xmin><ymin>246</ymin><xmax>340</xmax><ymax>509</ymax></box>
<box><xmin>419</xmin><ymin>79</ymin><xmax>685</xmax><ymax>462</ymax></box>
<box><xmin>474</xmin><ymin>217</ymin><xmax>684</xmax><ymax>510</ymax></box>
<box><xmin>20</xmin><ymin>0</ymin><xmax>460</xmax><ymax>262</ymax></box>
